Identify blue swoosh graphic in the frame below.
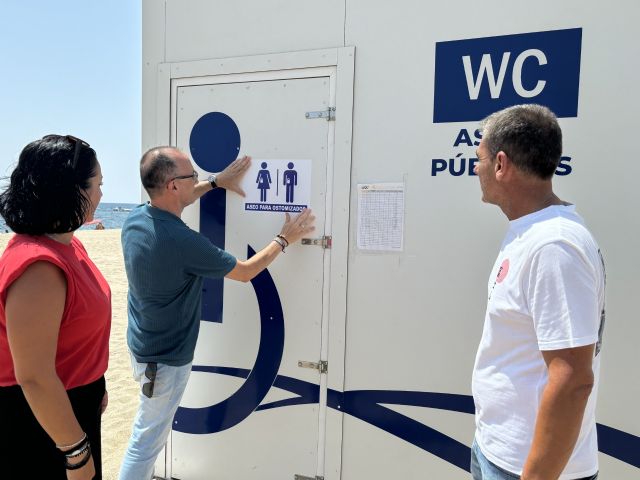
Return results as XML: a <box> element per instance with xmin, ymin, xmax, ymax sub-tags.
<box><xmin>338</xmin><ymin>390</ymin><xmax>473</xmax><ymax>471</ymax></box>
<box><xmin>596</xmin><ymin>424</ymin><xmax>640</xmax><ymax>468</ymax></box>
<box><xmin>173</xmin><ymin>245</ymin><xmax>285</xmax><ymax>434</ymax></box>
<box><xmin>182</xmin><ymin>367</ymin><xmax>640</xmax><ymax>472</ymax></box>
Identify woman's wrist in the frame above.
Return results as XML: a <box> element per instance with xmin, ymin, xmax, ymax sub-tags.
<box><xmin>56</xmin><ymin>431</ymin><xmax>87</xmax><ymax>451</ymax></box>
<box><xmin>58</xmin><ymin>431</ymin><xmax>92</xmax><ymax>470</ymax></box>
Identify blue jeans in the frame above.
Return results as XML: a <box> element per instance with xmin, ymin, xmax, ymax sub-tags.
<box><xmin>119</xmin><ymin>355</ymin><xmax>192</xmax><ymax>480</ymax></box>
<box><xmin>471</xmin><ymin>439</ymin><xmax>598</xmax><ymax>480</ymax></box>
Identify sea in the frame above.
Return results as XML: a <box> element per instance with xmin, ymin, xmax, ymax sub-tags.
<box><xmin>0</xmin><ymin>202</ymin><xmax>141</xmax><ymax>232</ymax></box>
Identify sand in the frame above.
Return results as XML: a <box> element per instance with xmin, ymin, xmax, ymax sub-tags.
<box><xmin>0</xmin><ymin>229</ymin><xmax>137</xmax><ymax>480</ymax></box>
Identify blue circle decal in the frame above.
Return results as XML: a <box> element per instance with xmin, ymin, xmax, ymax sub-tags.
<box><xmin>189</xmin><ymin>112</ymin><xmax>241</xmax><ymax>172</ymax></box>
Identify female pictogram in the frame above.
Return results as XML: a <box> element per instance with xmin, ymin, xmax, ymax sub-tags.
<box><xmin>256</xmin><ymin>162</ymin><xmax>272</xmax><ymax>202</ymax></box>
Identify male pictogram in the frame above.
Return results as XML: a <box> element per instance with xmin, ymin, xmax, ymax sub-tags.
<box><xmin>283</xmin><ymin>162</ymin><xmax>297</xmax><ymax>203</ymax></box>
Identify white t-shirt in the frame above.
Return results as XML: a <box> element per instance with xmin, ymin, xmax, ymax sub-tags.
<box><xmin>472</xmin><ymin>205</ymin><xmax>605</xmax><ymax>479</ymax></box>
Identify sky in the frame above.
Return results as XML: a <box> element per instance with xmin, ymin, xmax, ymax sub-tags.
<box><xmin>0</xmin><ymin>1</ymin><xmax>142</xmax><ymax>203</ymax></box>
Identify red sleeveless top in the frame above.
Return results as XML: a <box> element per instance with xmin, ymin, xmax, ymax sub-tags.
<box><xmin>0</xmin><ymin>235</ymin><xmax>111</xmax><ymax>389</ymax></box>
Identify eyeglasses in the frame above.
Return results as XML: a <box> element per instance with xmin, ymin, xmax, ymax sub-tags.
<box><xmin>142</xmin><ymin>362</ymin><xmax>157</xmax><ymax>398</ymax></box>
<box><xmin>169</xmin><ymin>170</ymin><xmax>199</xmax><ymax>183</ymax></box>
<box><xmin>42</xmin><ymin>134</ymin><xmax>92</xmax><ymax>168</ymax></box>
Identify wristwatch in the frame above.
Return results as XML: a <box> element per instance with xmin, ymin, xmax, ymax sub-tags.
<box><xmin>208</xmin><ymin>173</ymin><xmax>218</xmax><ymax>189</ymax></box>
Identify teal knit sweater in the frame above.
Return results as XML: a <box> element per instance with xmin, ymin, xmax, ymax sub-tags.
<box><xmin>121</xmin><ymin>204</ymin><xmax>236</xmax><ymax>366</ymax></box>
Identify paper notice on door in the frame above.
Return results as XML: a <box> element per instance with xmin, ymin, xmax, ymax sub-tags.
<box><xmin>357</xmin><ymin>183</ymin><xmax>405</xmax><ymax>252</ymax></box>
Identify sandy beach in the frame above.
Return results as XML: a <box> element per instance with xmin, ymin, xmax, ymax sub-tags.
<box><xmin>0</xmin><ymin>229</ymin><xmax>137</xmax><ymax>480</ymax></box>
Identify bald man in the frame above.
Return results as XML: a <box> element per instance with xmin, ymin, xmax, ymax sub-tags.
<box><xmin>119</xmin><ymin>147</ymin><xmax>314</xmax><ymax>480</ymax></box>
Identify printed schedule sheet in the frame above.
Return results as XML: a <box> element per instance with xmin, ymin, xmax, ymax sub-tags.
<box><xmin>357</xmin><ymin>183</ymin><xmax>405</xmax><ymax>252</ymax></box>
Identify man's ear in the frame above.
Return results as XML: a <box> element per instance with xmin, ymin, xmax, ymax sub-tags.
<box><xmin>494</xmin><ymin>151</ymin><xmax>510</xmax><ymax>181</ymax></box>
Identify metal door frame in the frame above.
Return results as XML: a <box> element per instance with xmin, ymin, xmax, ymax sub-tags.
<box><xmin>155</xmin><ymin>47</ymin><xmax>354</xmax><ymax>480</ymax></box>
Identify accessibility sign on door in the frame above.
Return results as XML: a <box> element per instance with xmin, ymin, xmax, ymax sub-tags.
<box><xmin>242</xmin><ymin>158</ymin><xmax>312</xmax><ymax>213</ymax></box>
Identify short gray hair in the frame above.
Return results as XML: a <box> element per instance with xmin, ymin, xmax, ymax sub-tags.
<box><xmin>480</xmin><ymin>104</ymin><xmax>562</xmax><ymax>179</ymax></box>
<box><xmin>140</xmin><ymin>146</ymin><xmax>179</xmax><ymax>197</ymax></box>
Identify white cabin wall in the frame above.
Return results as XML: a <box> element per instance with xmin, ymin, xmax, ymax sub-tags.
<box><xmin>164</xmin><ymin>0</ymin><xmax>345</xmax><ymax>62</ymax></box>
<box><xmin>142</xmin><ymin>1</ymin><xmax>640</xmax><ymax>477</ymax></box>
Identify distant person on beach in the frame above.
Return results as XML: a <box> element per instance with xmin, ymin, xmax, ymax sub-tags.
<box><xmin>95</xmin><ymin>222</ymin><xmax>105</xmax><ymax>230</ymax></box>
<box><xmin>119</xmin><ymin>147</ymin><xmax>314</xmax><ymax>480</ymax></box>
<box><xmin>0</xmin><ymin>135</ymin><xmax>111</xmax><ymax>479</ymax></box>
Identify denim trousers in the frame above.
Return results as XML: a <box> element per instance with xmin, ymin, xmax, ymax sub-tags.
<box><xmin>471</xmin><ymin>439</ymin><xmax>598</xmax><ymax>480</ymax></box>
<box><xmin>119</xmin><ymin>354</ymin><xmax>192</xmax><ymax>480</ymax></box>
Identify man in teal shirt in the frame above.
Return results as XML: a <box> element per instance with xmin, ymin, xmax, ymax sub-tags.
<box><xmin>120</xmin><ymin>147</ymin><xmax>314</xmax><ymax>480</ymax></box>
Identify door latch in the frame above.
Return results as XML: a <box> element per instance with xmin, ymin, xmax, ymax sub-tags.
<box><xmin>301</xmin><ymin>236</ymin><xmax>332</xmax><ymax>249</ymax></box>
<box><xmin>305</xmin><ymin>107</ymin><xmax>335</xmax><ymax>121</ymax></box>
<box><xmin>298</xmin><ymin>360</ymin><xmax>328</xmax><ymax>374</ymax></box>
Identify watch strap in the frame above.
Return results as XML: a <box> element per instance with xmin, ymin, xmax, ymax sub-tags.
<box><xmin>208</xmin><ymin>173</ymin><xmax>218</xmax><ymax>188</ymax></box>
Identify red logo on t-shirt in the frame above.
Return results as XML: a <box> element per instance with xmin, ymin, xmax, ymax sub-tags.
<box><xmin>496</xmin><ymin>259</ymin><xmax>510</xmax><ymax>283</ymax></box>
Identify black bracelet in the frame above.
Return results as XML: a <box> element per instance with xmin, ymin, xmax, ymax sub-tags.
<box><xmin>276</xmin><ymin>234</ymin><xmax>289</xmax><ymax>247</ymax></box>
<box><xmin>65</xmin><ymin>442</ymin><xmax>90</xmax><ymax>459</ymax></box>
<box><xmin>65</xmin><ymin>443</ymin><xmax>92</xmax><ymax>470</ymax></box>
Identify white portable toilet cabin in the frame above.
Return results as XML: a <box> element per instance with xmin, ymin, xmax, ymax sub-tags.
<box><xmin>141</xmin><ymin>1</ymin><xmax>640</xmax><ymax>478</ymax></box>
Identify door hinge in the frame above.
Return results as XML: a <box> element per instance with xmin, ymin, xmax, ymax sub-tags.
<box><xmin>298</xmin><ymin>360</ymin><xmax>328</xmax><ymax>374</ymax></box>
<box><xmin>301</xmin><ymin>235</ymin><xmax>332</xmax><ymax>249</ymax></box>
<box><xmin>295</xmin><ymin>475</ymin><xmax>324</xmax><ymax>480</ymax></box>
<box><xmin>305</xmin><ymin>107</ymin><xmax>335</xmax><ymax>121</ymax></box>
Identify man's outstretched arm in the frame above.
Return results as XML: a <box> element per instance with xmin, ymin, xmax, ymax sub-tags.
<box><xmin>226</xmin><ymin>209</ymin><xmax>315</xmax><ymax>283</ymax></box>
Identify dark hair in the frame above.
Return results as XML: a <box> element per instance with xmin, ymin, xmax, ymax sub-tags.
<box><xmin>140</xmin><ymin>147</ymin><xmax>178</xmax><ymax>197</ymax></box>
<box><xmin>480</xmin><ymin>104</ymin><xmax>562</xmax><ymax>179</ymax></box>
<box><xmin>0</xmin><ymin>135</ymin><xmax>98</xmax><ymax>234</ymax></box>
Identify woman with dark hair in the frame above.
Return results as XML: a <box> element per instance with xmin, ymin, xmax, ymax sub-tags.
<box><xmin>0</xmin><ymin>135</ymin><xmax>111</xmax><ymax>479</ymax></box>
